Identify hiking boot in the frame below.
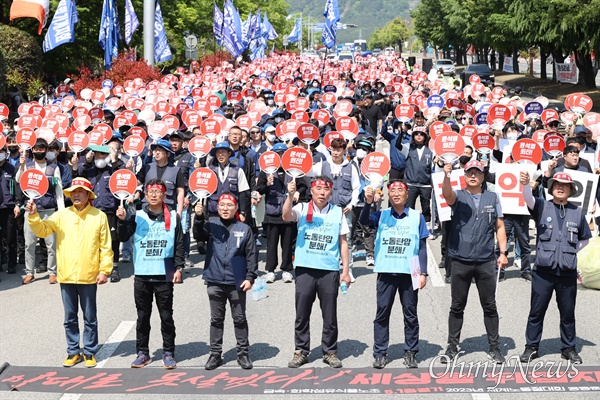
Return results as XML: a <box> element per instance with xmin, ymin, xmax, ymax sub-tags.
<box><xmin>131</xmin><ymin>351</ymin><xmax>151</xmax><ymax>368</ymax></box>
<box><xmin>84</xmin><ymin>354</ymin><xmax>97</xmax><ymax>368</ymax></box>
<box><xmin>288</xmin><ymin>351</ymin><xmax>308</xmax><ymax>368</ymax></box>
<box><xmin>163</xmin><ymin>351</ymin><xmax>177</xmax><ymax>369</ymax></box>
<box><xmin>22</xmin><ymin>275</ymin><xmax>34</xmax><ymax>285</ymax></box>
<box><xmin>282</xmin><ymin>271</ymin><xmax>294</xmax><ymax>283</ymax></box>
<box><xmin>403</xmin><ymin>350</ymin><xmax>418</xmax><ymax>368</ymax></box>
<box><xmin>110</xmin><ymin>269</ymin><xmax>121</xmax><ymax>283</ymax></box>
<box><xmin>373</xmin><ymin>355</ymin><xmax>388</xmax><ymax>369</ymax></box>
<box><xmin>205</xmin><ymin>353</ymin><xmax>222</xmax><ymax>370</ymax></box>
<box><xmin>441</xmin><ymin>346</ymin><xmax>459</xmax><ymax>364</ymax></box>
<box><xmin>519</xmin><ymin>346</ymin><xmax>539</xmax><ymax>363</ymax></box>
<box><xmin>237</xmin><ymin>354</ymin><xmax>253</xmax><ymax>369</ymax></box>
<box><xmin>323</xmin><ymin>353</ymin><xmax>342</xmax><ymax>368</ymax></box>
<box><xmin>49</xmin><ymin>274</ymin><xmax>58</xmax><ymax>284</ymax></box>
<box><xmin>265</xmin><ymin>272</ymin><xmax>276</xmax><ymax>283</ymax></box>
<box><xmin>561</xmin><ymin>348</ymin><xmax>582</xmax><ymax>364</ymax></box>
<box><xmin>63</xmin><ymin>353</ymin><xmax>82</xmax><ymax>367</ymax></box>
<box><xmin>488</xmin><ymin>348</ymin><xmax>506</xmax><ymax>364</ymax></box>
<box><xmin>521</xmin><ymin>272</ymin><xmax>532</xmax><ymax>282</ymax></box>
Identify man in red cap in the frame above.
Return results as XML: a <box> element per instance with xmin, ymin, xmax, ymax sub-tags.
<box><xmin>25</xmin><ymin>178</ymin><xmax>113</xmax><ymax>368</ymax></box>
<box><xmin>519</xmin><ymin>171</ymin><xmax>592</xmax><ymax>364</ymax></box>
<box><xmin>441</xmin><ymin>160</ymin><xmax>509</xmax><ymax>364</ymax></box>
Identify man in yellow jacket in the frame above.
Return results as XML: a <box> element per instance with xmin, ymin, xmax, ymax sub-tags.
<box><xmin>25</xmin><ymin>178</ymin><xmax>113</xmax><ymax>368</ymax></box>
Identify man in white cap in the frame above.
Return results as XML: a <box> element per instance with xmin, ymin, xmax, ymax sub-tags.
<box><xmin>519</xmin><ymin>171</ymin><xmax>592</xmax><ymax>364</ymax></box>
<box><xmin>25</xmin><ymin>178</ymin><xmax>113</xmax><ymax>368</ymax></box>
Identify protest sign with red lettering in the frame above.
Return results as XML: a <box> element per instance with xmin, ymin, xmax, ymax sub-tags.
<box><xmin>460</xmin><ymin>125</ymin><xmax>477</xmax><ymax>139</ymax></box>
<box><xmin>235</xmin><ymin>115</ymin><xmax>254</xmax><ymax>131</ymax></box>
<box><xmin>258</xmin><ymin>151</ymin><xmax>281</xmax><ymax>174</ymax></box>
<box><xmin>88</xmin><ymin>129</ymin><xmax>106</xmax><ymax>146</ymax></box>
<box><xmin>189</xmin><ymin>168</ymin><xmax>218</xmax><ymax>199</ymax></box>
<box><xmin>60</xmin><ymin>95</ymin><xmax>75</xmax><ymax>111</ymax></box>
<box><xmin>394</xmin><ymin>104</ymin><xmax>415</xmax><ymax>122</ymax></box>
<box><xmin>276</xmin><ymin>119</ymin><xmax>301</xmax><ymax>140</ymax></box>
<box><xmin>72</xmin><ymin>115</ymin><xmax>91</xmax><ymax>131</ymax></box>
<box><xmin>433</xmin><ymin>131</ymin><xmax>465</xmax><ymax>162</ymax></box>
<box><xmin>333</xmin><ymin>100</ymin><xmax>353</xmax><ymax>119</ymax></box>
<box><xmin>583</xmin><ymin>112</ymin><xmax>600</xmax><ymax>128</ymax></box>
<box><xmin>182</xmin><ymin>111</ymin><xmax>202</xmax><ymax>128</ymax></box>
<box><xmin>471</xmin><ymin>132</ymin><xmax>495</xmax><ymax>153</ymax></box>
<box><xmin>242</xmin><ymin>88</ymin><xmax>257</xmax><ymax>100</ymax></box>
<box><xmin>486</xmin><ymin>104</ymin><xmax>512</xmax><ymax>129</ymax></box>
<box><xmin>123</xmin><ymin>135</ymin><xmax>146</xmax><ymax>157</ymax></box>
<box><xmin>541</xmin><ymin>109</ymin><xmax>559</xmax><ymax>125</ymax></box>
<box><xmin>282</xmin><ymin>147</ymin><xmax>313</xmax><ymax>178</ymax></box>
<box><xmin>569</xmin><ymin>94</ymin><xmax>593</xmax><ymax>114</ymax></box>
<box><xmin>543</xmin><ymin>134</ymin><xmax>566</xmax><ymax>157</ymax></box>
<box><xmin>446</xmin><ymin>98</ymin><xmax>463</xmax><ymax>112</ymax></box>
<box><xmin>274</xmin><ymin>92</ymin><xmax>286</xmax><ymax>106</ymax></box>
<box><xmin>561</xmin><ymin>110</ymin><xmax>577</xmax><ymax>126</ymax></box>
<box><xmin>297</xmin><ymin>123</ymin><xmax>320</xmax><ymax>144</ymax></box>
<box><xmin>495</xmin><ymin>163</ymin><xmax>538</xmax><ymax>215</ymax></box>
<box><xmin>336</xmin><ymin>116</ymin><xmax>359</xmax><ymax>139</ymax></box>
<box><xmin>16</xmin><ymin>128</ymin><xmax>37</xmax><ymax>150</ymax></box>
<box><xmin>227</xmin><ymin>90</ymin><xmax>242</xmax><ymax>104</ymax></box>
<box><xmin>432</xmin><ymin>169</ymin><xmax>466</xmax><ymax>222</ymax></box>
<box><xmin>292</xmin><ymin>110</ymin><xmax>309</xmax><ymax>123</ymax></box>
<box><xmin>207</xmin><ymin>95</ymin><xmax>222</xmax><ymax>110</ymax></box>
<box><xmin>360</xmin><ymin>152</ymin><xmax>390</xmax><ymax>188</ymax></box>
<box><xmin>187</xmin><ymin>136</ymin><xmax>211</xmax><ymax>159</ymax></box>
<box><xmin>512</xmin><ymin>138</ymin><xmax>542</xmax><ymax>165</ymax></box>
<box><xmin>20</xmin><ymin>169</ymin><xmax>49</xmax><ymax>200</ymax></box>
<box><xmin>324</xmin><ymin>131</ymin><xmax>343</xmax><ymax>149</ymax></box>
<box><xmin>18</xmin><ymin>115</ymin><xmax>41</xmax><ymax>130</ymax></box>
<box><xmin>313</xmin><ymin>109</ymin><xmax>331</xmax><ymax>125</ymax></box>
<box><xmin>0</xmin><ymin>135</ymin><xmax>6</xmax><ymax>149</ymax></box>
<box><xmin>295</xmin><ymin>97</ymin><xmax>309</xmax><ymax>111</ymax></box>
<box><xmin>148</xmin><ymin>121</ymin><xmax>169</xmax><ymax>140</ymax></box>
<box><xmin>68</xmin><ymin>130</ymin><xmax>90</xmax><ymax>153</ymax></box>
<box><xmin>0</xmin><ymin>103</ymin><xmax>9</xmax><ymax>120</ymax></box>
<box><xmin>200</xmin><ymin>118</ymin><xmax>220</xmax><ymax>139</ymax></box>
<box><xmin>429</xmin><ymin>121</ymin><xmax>450</xmax><ymax>140</ymax></box>
<box><xmin>321</xmin><ymin>92</ymin><xmax>337</xmax><ymax>107</ymax></box>
<box><xmin>109</xmin><ymin>169</ymin><xmax>138</xmax><ymax>203</ymax></box>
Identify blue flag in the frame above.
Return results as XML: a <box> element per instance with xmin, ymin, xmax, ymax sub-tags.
<box><xmin>98</xmin><ymin>0</ymin><xmax>120</xmax><ymax>69</ymax></box>
<box><xmin>262</xmin><ymin>12</ymin><xmax>278</xmax><ymax>41</ymax></box>
<box><xmin>287</xmin><ymin>17</ymin><xmax>301</xmax><ymax>44</ymax></box>
<box><xmin>154</xmin><ymin>0</ymin><xmax>172</xmax><ymax>63</ymax></box>
<box><xmin>241</xmin><ymin>11</ymin><xmax>252</xmax><ymax>50</ymax></box>
<box><xmin>322</xmin><ymin>0</ymin><xmax>340</xmax><ymax>49</ymax></box>
<box><xmin>124</xmin><ymin>0</ymin><xmax>139</xmax><ymax>45</ymax></box>
<box><xmin>213</xmin><ymin>2</ymin><xmax>224</xmax><ymax>46</ymax></box>
<box><xmin>249</xmin><ymin>10</ymin><xmax>266</xmax><ymax>61</ymax></box>
<box><xmin>222</xmin><ymin>0</ymin><xmax>245</xmax><ymax>58</ymax></box>
<box><xmin>43</xmin><ymin>0</ymin><xmax>78</xmax><ymax>53</ymax></box>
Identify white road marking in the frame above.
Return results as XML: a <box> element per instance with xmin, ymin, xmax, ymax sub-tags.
<box><xmin>471</xmin><ymin>394</ymin><xmax>492</xmax><ymax>400</ymax></box>
<box><xmin>427</xmin><ymin>242</ymin><xmax>445</xmax><ymax>287</ymax></box>
<box><xmin>96</xmin><ymin>320</ymin><xmax>135</xmax><ymax>368</ymax></box>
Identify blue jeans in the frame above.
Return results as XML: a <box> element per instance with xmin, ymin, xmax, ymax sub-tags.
<box><xmin>60</xmin><ymin>284</ymin><xmax>99</xmax><ymax>356</ymax></box>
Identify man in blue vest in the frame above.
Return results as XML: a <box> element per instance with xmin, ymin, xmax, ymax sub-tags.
<box><xmin>116</xmin><ymin>179</ymin><xmax>184</xmax><ymax>369</ymax></box>
<box><xmin>193</xmin><ymin>193</ymin><xmax>257</xmax><ymax>370</ymax></box>
<box><xmin>359</xmin><ymin>181</ymin><xmax>429</xmax><ymax>369</ymax></box>
<box><xmin>519</xmin><ymin>171</ymin><xmax>592</xmax><ymax>364</ymax></box>
<box><xmin>282</xmin><ymin>176</ymin><xmax>352</xmax><ymax>369</ymax></box>
<box><xmin>441</xmin><ymin>160</ymin><xmax>509</xmax><ymax>364</ymax></box>
<box><xmin>17</xmin><ymin>138</ymin><xmax>65</xmax><ymax>284</ymax></box>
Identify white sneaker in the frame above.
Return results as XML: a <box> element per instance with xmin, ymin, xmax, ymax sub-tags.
<box><xmin>514</xmin><ymin>258</ymin><xmax>521</xmax><ymax>269</ymax></box>
<box><xmin>349</xmin><ymin>267</ymin><xmax>356</xmax><ymax>283</ymax></box>
<box><xmin>255</xmin><ymin>238</ymin><xmax>262</xmax><ymax>247</ymax></box>
<box><xmin>366</xmin><ymin>255</ymin><xmax>374</xmax><ymax>267</ymax></box>
<box><xmin>265</xmin><ymin>272</ymin><xmax>276</xmax><ymax>283</ymax></box>
<box><xmin>282</xmin><ymin>271</ymin><xmax>294</xmax><ymax>283</ymax></box>
<box><xmin>185</xmin><ymin>258</ymin><xmax>194</xmax><ymax>268</ymax></box>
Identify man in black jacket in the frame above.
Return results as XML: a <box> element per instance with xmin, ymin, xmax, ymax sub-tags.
<box><xmin>193</xmin><ymin>192</ymin><xmax>257</xmax><ymax>371</ymax></box>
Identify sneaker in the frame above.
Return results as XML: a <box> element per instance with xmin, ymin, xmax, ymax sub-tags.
<box><xmin>237</xmin><ymin>354</ymin><xmax>253</xmax><ymax>369</ymax></box>
<box><xmin>403</xmin><ymin>350</ymin><xmax>418</xmax><ymax>368</ymax></box>
<box><xmin>110</xmin><ymin>269</ymin><xmax>121</xmax><ymax>283</ymax></box>
<box><xmin>282</xmin><ymin>271</ymin><xmax>294</xmax><ymax>283</ymax></box>
<box><xmin>445</xmin><ymin>276</ymin><xmax>451</xmax><ymax>284</ymax></box>
<box><xmin>366</xmin><ymin>255</ymin><xmax>375</xmax><ymax>267</ymax></box>
<box><xmin>197</xmin><ymin>243</ymin><xmax>206</xmax><ymax>255</ymax></box>
<box><xmin>514</xmin><ymin>258</ymin><xmax>522</xmax><ymax>269</ymax></box>
<box><xmin>441</xmin><ymin>346</ymin><xmax>459</xmax><ymax>364</ymax></box>
<box><xmin>561</xmin><ymin>347</ymin><xmax>582</xmax><ymax>364</ymax></box>
<box><xmin>163</xmin><ymin>351</ymin><xmax>177</xmax><ymax>369</ymax></box>
<box><xmin>265</xmin><ymin>272</ymin><xmax>276</xmax><ymax>283</ymax></box>
<box><xmin>131</xmin><ymin>351</ymin><xmax>151</xmax><ymax>368</ymax></box>
<box><xmin>22</xmin><ymin>275</ymin><xmax>34</xmax><ymax>285</ymax></box>
<box><xmin>519</xmin><ymin>346</ymin><xmax>539</xmax><ymax>363</ymax></box>
<box><xmin>373</xmin><ymin>355</ymin><xmax>388</xmax><ymax>369</ymax></box>
<box><xmin>7</xmin><ymin>266</ymin><xmax>17</xmax><ymax>274</ymax></box>
<box><xmin>49</xmin><ymin>274</ymin><xmax>58</xmax><ymax>284</ymax></box>
<box><xmin>521</xmin><ymin>272</ymin><xmax>532</xmax><ymax>281</ymax></box>
<box><xmin>35</xmin><ymin>267</ymin><xmax>47</xmax><ymax>274</ymax></box>
<box><xmin>488</xmin><ymin>348</ymin><xmax>505</xmax><ymax>364</ymax></box>
<box><xmin>121</xmin><ymin>253</ymin><xmax>132</xmax><ymax>263</ymax></box>
<box><xmin>323</xmin><ymin>352</ymin><xmax>342</xmax><ymax>368</ymax></box>
<box><xmin>184</xmin><ymin>258</ymin><xmax>194</xmax><ymax>268</ymax></box>
<box><xmin>348</xmin><ymin>268</ymin><xmax>356</xmax><ymax>283</ymax></box>
<box><xmin>255</xmin><ymin>238</ymin><xmax>262</xmax><ymax>247</ymax></box>
<box><xmin>205</xmin><ymin>353</ymin><xmax>222</xmax><ymax>370</ymax></box>
<box><xmin>499</xmin><ymin>270</ymin><xmax>506</xmax><ymax>281</ymax></box>
<box><xmin>63</xmin><ymin>353</ymin><xmax>82</xmax><ymax>367</ymax></box>
<box><xmin>288</xmin><ymin>350</ymin><xmax>308</xmax><ymax>368</ymax></box>
<box><xmin>83</xmin><ymin>354</ymin><xmax>97</xmax><ymax>368</ymax></box>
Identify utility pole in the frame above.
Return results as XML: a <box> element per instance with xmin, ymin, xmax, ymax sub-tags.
<box><xmin>143</xmin><ymin>0</ymin><xmax>155</xmax><ymax>66</ymax></box>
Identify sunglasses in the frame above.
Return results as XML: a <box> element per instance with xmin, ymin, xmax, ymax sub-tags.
<box><xmin>413</xmin><ymin>132</ymin><xmax>426</xmax><ymax>136</ymax></box>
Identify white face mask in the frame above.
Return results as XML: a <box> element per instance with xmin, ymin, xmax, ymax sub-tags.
<box><xmin>46</xmin><ymin>151</ymin><xmax>56</xmax><ymax>162</ymax></box>
<box><xmin>95</xmin><ymin>158</ymin><xmax>108</xmax><ymax>169</ymax></box>
<box><xmin>0</xmin><ymin>153</ymin><xmax>6</xmax><ymax>162</ymax></box>
<box><xmin>506</xmin><ymin>132</ymin><xmax>518</xmax><ymax>141</ymax></box>
<box><xmin>2</xmin><ymin>128</ymin><xmax>9</xmax><ymax>134</ymax></box>
<box><xmin>267</xmin><ymin>99</ymin><xmax>274</xmax><ymax>106</ymax></box>
<box><xmin>356</xmin><ymin>149</ymin><xmax>367</xmax><ymax>159</ymax></box>
<box><xmin>266</xmin><ymin>134</ymin><xmax>276</xmax><ymax>142</ymax></box>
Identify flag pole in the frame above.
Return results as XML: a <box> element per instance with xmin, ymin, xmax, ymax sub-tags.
<box><xmin>143</xmin><ymin>0</ymin><xmax>155</xmax><ymax>66</ymax></box>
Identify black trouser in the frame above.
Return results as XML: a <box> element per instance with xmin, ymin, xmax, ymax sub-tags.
<box><xmin>501</xmin><ymin>214</ymin><xmax>531</xmax><ymax>273</ymax></box>
<box><xmin>16</xmin><ymin>211</ymin><xmax>25</xmax><ymax>260</ymax></box>
<box><xmin>0</xmin><ymin>208</ymin><xmax>18</xmax><ymax>268</ymax></box>
<box><xmin>440</xmin><ymin>222</ymin><xmax>452</xmax><ymax>278</ymax></box>
<box><xmin>294</xmin><ymin>267</ymin><xmax>339</xmax><ymax>355</ymax></box>
<box><xmin>526</xmin><ymin>269</ymin><xmax>577</xmax><ymax>350</ymax></box>
<box><xmin>104</xmin><ymin>211</ymin><xmax>120</xmax><ymax>264</ymax></box>
<box><xmin>207</xmin><ymin>283</ymin><xmax>249</xmax><ymax>356</ymax></box>
<box><xmin>448</xmin><ymin>259</ymin><xmax>499</xmax><ymax>350</ymax></box>
<box><xmin>351</xmin><ymin>206</ymin><xmax>374</xmax><ymax>257</ymax></box>
<box><xmin>373</xmin><ymin>273</ymin><xmax>419</xmax><ymax>357</ymax></box>
<box><xmin>265</xmin><ymin>222</ymin><xmax>297</xmax><ymax>272</ymax></box>
<box><xmin>407</xmin><ymin>185</ymin><xmax>432</xmax><ymax>222</ymax></box>
<box><xmin>134</xmin><ymin>279</ymin><xmax>176</xmax><ymax>354</ymax></box>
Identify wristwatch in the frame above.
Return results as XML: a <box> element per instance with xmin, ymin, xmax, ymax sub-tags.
<box><xmin>500</xmin><ymin>250</ymin><xmax>509</xmax><ymax>256</ymax></box>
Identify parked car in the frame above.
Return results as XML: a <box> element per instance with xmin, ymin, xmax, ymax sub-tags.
<box><xmin>372</xmin><ymin>48</ymin><xmax>382</xmax><ymax>57</ymax></box>
<box><xmin>432</xmin><ymin>59</ymin><xmax>456</xmax><ymax>75</ymax></box>
<box><xmin>338</xmin><ymin>51</ymin><xmax>354</xmax><ymax>63</ymax></box>
<box><xmin>460</xmin><ymin>63</ymin><xmax>495</xmax><ymax>87</ymax></box>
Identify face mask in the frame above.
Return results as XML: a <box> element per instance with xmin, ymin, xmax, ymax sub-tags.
<box><xmin>2</xmin><ymin>128</ymin><xmax>9</xmax><ymax>134</ymax></box>
<box><xmin>459</xmin><ymin>155</ymin><xmax>471</xmax><ymax>165</ymax></box>
<box><xmin>0</xmin><ymin>153</ymin><xmax>6</xmax><ymax>162</ymax></box>
<box><xmin>33</xmin><ymin>152</ymin><xmax>47</xmax><ymax>161</ymax></box>
<box><xmin>8</xmin><ymin>145</ymin><xmax>18</xmax><ymax>154</ymax></box>
<box><xmin>356</xmin><ymin>149</ymin><xmax>367</xmax><ymax>159</ymax></box>
<box><xmin>266</xmin><ymin>134</ymin><xmax>276</xmax><ymax>142</ymax></box>
<box><xmin>312</xmin><ymin>82</ymin><xmax>319</xmax><ymax>87</ymax></box>
<box><xmin>506</xmin><ymin>132</ymin><xmax>518</xmax><ymax>141</ymax></box>
<box><xmin>67</xmin><ymin>151</ymin><xmax>75</xmax><ymax>160</ymax></box>
<box><xmin>46</xmin><ymin>152</ymin><xmax>56</xmax><ymax>162</ymax></box>
<box><xmin>95</xmin><ymin>158</ymin><xmax>107</xmax><ymax>169</ymax></box>
<box><xmin>267</xmin><ymin>99</ymin><xmax>274</xmax><ymax>106</ymax></box>
<box><xmin>13</xmin><ymin>125</ymin><xmax>18</xmax><ymax>132</ymax></box>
